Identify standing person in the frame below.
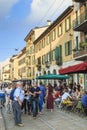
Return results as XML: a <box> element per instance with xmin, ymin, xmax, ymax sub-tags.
<box><xmin>23</xmin><ymin>83</ymin><xmax>31</xmax><ymax>115</ymax></box>
<box><xmin>5</xmin><ymin>84</ymin><xmax>12</xmax><ymax>113</ymax></box>
<box><xmin>39</xmin><ymin>82</ymin><xmax>46</xmax><ymax>114</ymax></box>
<box><xmin>46</xmin><ymin>83</ymin><xmax>54</xmax><ymax>112</ymax></box>
<box><xmin>29</xmin><ymin>81</ymin><xmax>41</xmax><ymax>119</ymax></box>
<box><xmin>13</xmin><ymin>81</ymin><xmax>24</xmax><ymax>127</ymax></box>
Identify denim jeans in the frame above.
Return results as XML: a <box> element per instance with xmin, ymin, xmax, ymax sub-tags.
<box><xmin>13</xmin><ymin>101</ymin><xmax>22</xmax><ymax>125</ymax></box>
<box><xmin>39</xmin><ymin>97</ymin><xmax>43</xmax><ymax>112</ymax></box>
<box><xmin>32</xmin><ymin>98</ymin><xmax>39</xmax><ymax>117</ymax></box>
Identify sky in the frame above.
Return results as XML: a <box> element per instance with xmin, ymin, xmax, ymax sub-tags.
<box><xmin>0</xmin><ymin>0</ymin><xmax>72</xmax><ymax>62</ymax></box>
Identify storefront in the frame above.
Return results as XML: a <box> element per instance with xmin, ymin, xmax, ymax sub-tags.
<box><xmin>59</xmin><ymin>62</ymin><xmax>87</xmax><ymax>89</ymax></box>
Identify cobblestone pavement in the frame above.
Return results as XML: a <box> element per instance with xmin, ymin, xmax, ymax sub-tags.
<box><xmin>2</xmin><ymin>105</ymin><xmax>87</xmax><ymax>130</ymax></box>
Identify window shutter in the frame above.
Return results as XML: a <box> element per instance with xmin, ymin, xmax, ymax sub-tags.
<box><xmin>59</xmin><ymin>45</ymin><xmax>62</xmax><ymax>64</ymax></box>
<box><xmin>65</xmin><ymin>43</ymin><xmax>68</xmax><ymax>56</ymax></box>
<box><xmin>70</xmin><ymin>40</ymin><xmax>72</xmax><ymax>54</ymax></box>
<box><xmin>55</xmin><ymin>47</ymin><xmax>59</xmax><ymax>60</ymax></box>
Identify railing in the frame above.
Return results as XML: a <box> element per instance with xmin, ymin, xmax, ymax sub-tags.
<box><xmin>74</xmin><ymin>47</ymin><xmax>87</xmax><ymax>58</ymax></box>
<box><xmin>73</xmin><ymin>10</ymin><xmax>87</xmax><ymax>29</ymax></box>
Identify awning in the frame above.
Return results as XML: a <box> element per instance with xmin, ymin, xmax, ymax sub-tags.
<box><xmin>36</xmin><ymin>74</ymin><xmax>70</xmax><ymax>80</ymax></box>
<box><xmin>59</xmin><ymin>62</ymin><xmax>87</xmax><ymax>74</ymax></box>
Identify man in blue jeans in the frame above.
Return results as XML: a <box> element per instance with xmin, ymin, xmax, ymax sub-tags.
<box><xmin>29</xmin><ymin>81</ymin><xmax>41</xmax><ymax>118</ymax></box>
<box><xmin>13</xmin><ymin>81</ymin><xmax>24</xmax><ymax>126</ymax></box>
<box><xmin>39</xmin><ymin>82</ymin><xmax>46</xmax><ymax>114</ymax></box>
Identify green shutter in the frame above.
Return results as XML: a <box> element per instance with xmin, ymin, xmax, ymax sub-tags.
<box><xmin>69</xmin><ymin>40</ymin><xmax>72</xmax><ymax>54</ymax></box>
<box><xmin>45</xmin><ymin>54</ymin><xmax>47</xmax><ymax>62</ymax></box>
<box><xmin>65</xmin><ymin>43</ymin><xmax>68</xmax><ymax>56</ymax></box>
<box><xmin>59</xmin><ymin>45</ymin><xmax>62</xmax><ymax>63</ymax></box>
<box><xmin>55</xmin><ymin>47</ymin><xmax>59</xmax><ymax>60</ymax></box>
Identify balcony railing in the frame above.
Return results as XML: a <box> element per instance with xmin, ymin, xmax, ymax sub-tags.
<box><xmin>74</xmin><ymin>47</ymin><xmax>87</xmax><ymax>61</ymax></box>
<box><xmin>45</xmin><ymin>61</ymin><xmax>50</xmax><ymax>68</ymax></box>
<box><xmin>73</xmin><ymin>10</ymin><xmax>87</xmax><ymax>31</ymax></box>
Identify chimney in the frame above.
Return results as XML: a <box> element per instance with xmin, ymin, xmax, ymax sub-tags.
<box><xmin>47</xmin><ymin>20</ymin><xmax>51</xmax><ymax>26</ymax></box>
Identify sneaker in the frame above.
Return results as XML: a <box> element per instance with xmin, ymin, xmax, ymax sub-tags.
<box><xmin>18</xmin><ymin>123</ymin><xmax>24</xmax><ymax>127</ymax></box>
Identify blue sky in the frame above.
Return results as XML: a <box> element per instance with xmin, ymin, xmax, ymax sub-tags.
<box><xmin>0</xmin><ymin>0</ymin><xmax>72</xmax><ymax>62</ymax></box>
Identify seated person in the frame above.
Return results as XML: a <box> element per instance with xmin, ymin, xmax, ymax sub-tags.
<box><xmin>81</xmin><ymin>90</ymin><xmax>87</xmax><ymax>108</ymax></box>
<box><xmin>59</xmin><ymin>88</ymin><xmax>72</xmax><ymax>108</ymax></box>
<box><xmin>54</xmin><ymin>90</ymin><xmax>61</xmax><ymax>106</ymax></box>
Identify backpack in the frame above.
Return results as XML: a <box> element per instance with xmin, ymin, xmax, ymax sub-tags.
<box><xmin>10</xmin><ymin>88</ymin><xmax>16</xmax><ymax>100</ymax></box>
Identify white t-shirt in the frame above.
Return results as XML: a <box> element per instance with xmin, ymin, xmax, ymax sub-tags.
<box><xmin>5</xmin><ymin>88</ymin><xmax>12</xmax><ymax>96</ymax></box>
<box><xmin>61</xmin><ymin>92</ymin><xmax>70</xmax><ymax>102</ymax></box>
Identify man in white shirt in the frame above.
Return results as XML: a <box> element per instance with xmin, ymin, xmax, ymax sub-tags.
<box><xmin>59</xmin><ymin>88</ymin><xmax>72</xmax><ymax>108</ymax></box>
<box><xmin>61</xmin><ymin>88</ymin><xmax>72</xmax><ymax>102</ymax></box>
<box><xmin>13</xmin><ymin>81</ymin><xmax>24</xmax><ymax>127</ymax></box>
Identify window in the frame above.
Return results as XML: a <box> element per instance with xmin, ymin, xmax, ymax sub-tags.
<box><xmin>43</xmin><ymin>38</ymin><xmax>45</xmax><ymax>47</ymax></box>
<box><xmin>75</xmin><ymin>11</ymin><xmax>78</xmax><ymax>25</ymax></box>
<box><xmin>58</xmin><ymin>23</ymin><xmax>62</xmax><ymax>36</ymax></box>
<box><xmin>42</xmin><ymin>55</ymin><xmax>45</xmax><ymax>64</ymax></box>
<box><xmin>51</xmin><ymin>50</ymin><xmax>55</xmax><ymax>61</ymax></box>
<box><xmin>65</xmin><ymin>16</ymin><xmax>71</xmax><ymax>31</ymax></box>
<box><xmin>42</xmin><ymin>40</ymin><xmax>44</xmax><ymax>48</ymax></box>
<box><xmin>32</xmin><ymin>55</ymin><xmax>35</xmax><ymax>65</ymax></box>
<box><xmin>53</xmin><ymin>29</ymin><xmax>56</xmax><ymax>41</ymax></box>
<box><xmin>49</xmin><ymin>32</ymin><xmax>52</xmax><ymax>43</ymax></box>
<box><xmin>65</xmin><ymin>40</ymin><xmax>72</xmax><ymax>56</ymax></box>
<box><xmin>39</xmin><ymin>41</ymin><xmax>42</xmax><ymax>50</ymax></box>
<box><xmin>48</xmin><ymin>71</ymin><xmax>50</xmax><ymax>74</ymax></box>
<box><xmin>53</xmin><ymin>69</ymin><xmax>56</xmax><ymax>74</ymax></box>
<box><xmin>44</xmin><ymin>71</ymin><xmax>46</xmax><ymax>74</ymax></box>
<box><xmin>76</xmin><ymin>36</ymin><xmax>79</xmax><ymax>50</ymax></box>
<box><xmin>47</xmin><ymin>34</ymin><xmax>50</xmax><ymax>45</ymax></box>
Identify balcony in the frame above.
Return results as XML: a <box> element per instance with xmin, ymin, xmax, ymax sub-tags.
<box><xmin>73</xmin><ymin>11</ymin><xmax>87</xmax><ymax>32</ymax></box>
<box><xmin>74</xmin><ymin>46</ymin><xmax>87</xmax><ymax>61</ymax></box>
<box><xmin>45</xmin><ymin>61</ymin><xmax>50</xmax><ymax>68</ymax></box>
<box><xmin>73</xmin><ymin>0</ymin><xmax>87</xmax><ymax>2</ymax></box>
<box><xmin>36</xmin><ymin>64</ymin><xmax>41</xmax><ymax>71</ymax></box>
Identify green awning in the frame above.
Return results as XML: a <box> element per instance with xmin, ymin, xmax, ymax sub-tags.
<box><xmin>36</xmin><ymin>74</ymin><xmax>70</xmax><ymax>80</ymax></box>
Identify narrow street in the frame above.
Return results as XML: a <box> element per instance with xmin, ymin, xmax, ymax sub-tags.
<box><xmin>3</xmin><ymin>105</ymin><xmax>87</xmax><ymax>130</ymax></box>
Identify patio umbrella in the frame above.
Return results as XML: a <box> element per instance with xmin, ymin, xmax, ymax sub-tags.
<box><xmin>36</xmin><ymin>74</ymin><xmax>70</xmax><ymax>80</ymax></box>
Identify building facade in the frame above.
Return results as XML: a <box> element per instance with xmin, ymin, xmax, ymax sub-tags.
<box><xmin>17</xmin><ymin>47</ymin><xmax>26</xmax><ymax>79</ymax></box>
<box><xmin>10</xmin><ymin>55</ymin><xmax>18</xmax><ymax>80</ymax></box>
<box><xmin>73</xmin><ymin>0</ymin><xmax>87</xmax><ymax>88</ymax></box>
<box><xmin>34</xmin><ymin>6</ymin><xmax>74</xmax><ymax>79</ymax></box>
<box><xmin>2</xmin><ymin>63</ymin><xmax>11</xmax><ymax>82</ymax></box>
<box><xmin>24</xmin><ymin>26</ymin><xmax>49</xmax><ymax>80</ymax></box>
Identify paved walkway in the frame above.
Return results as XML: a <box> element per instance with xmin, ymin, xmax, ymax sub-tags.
<box><xmin>0</xmin><ymin>108</ymin><xmax>5</xmax><ymax>130</ymax></box>
<box><xmin>2</xmin><ymin>105</ymin><xmax>87</xmax><ymax>130</ymax></box>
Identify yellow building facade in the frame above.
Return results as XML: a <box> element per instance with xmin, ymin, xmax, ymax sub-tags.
<box><xmin>24</xmin><ymin>26</ymin><xmax>49</xmax><ymax>80</ymax></box>
<box><xmin>34</xmin><ymin>6</ymin><xmax>74</xmax><ymax>77</ymax></box>
<box><xmin>10</xmin><ymin>55</ymin><xmax>18</xmax><ymax>80</ymax></box>
<box><xmin>17</xmin><ymin>47</ymin><xmax>26</xmax><ymax>79</ymax></box>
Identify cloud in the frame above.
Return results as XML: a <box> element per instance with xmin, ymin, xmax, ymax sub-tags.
<box><xmin>0</xmin><ymin>0</ymin><xmax>19</xmax><ymax>19</ymax></box>
<box><xmin>25</xmin><ymin>0</ymin><xmax>72</xmax><ymax>26</ymax></box>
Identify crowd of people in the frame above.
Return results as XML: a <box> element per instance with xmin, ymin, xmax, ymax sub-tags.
<box><xmin>0</xmin><ymin>80</ymin><xmax>87</xmax><ymax>127</ymax></box>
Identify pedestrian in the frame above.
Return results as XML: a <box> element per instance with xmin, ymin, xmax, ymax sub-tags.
<box><xmin>29</xmin><ymin>81</ymin><xmax>41</xmax><ymax>119</ymax></box>
<box><xmin>23</xmin><ymin>83</ymin><xmax>31</xmax><ymax>115</ymax></box>
<box><xmin>39</xmin><ymin>82</ymin><xmax>46</xmax><ymax>114</ymax></box>
<box><xmin>12</xmin><ymin>81</ymin><xmax>24</xmax><ymax>127</ymax></box>
<box><xmin>5</xmin><ymin>84</ymin><xmax>12</xmax><ymax>113</ymax></box>
<box><xmin>46</xmin><ymin>83</ymin><xmax>54</xmax><ymax>112</ymax></box>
